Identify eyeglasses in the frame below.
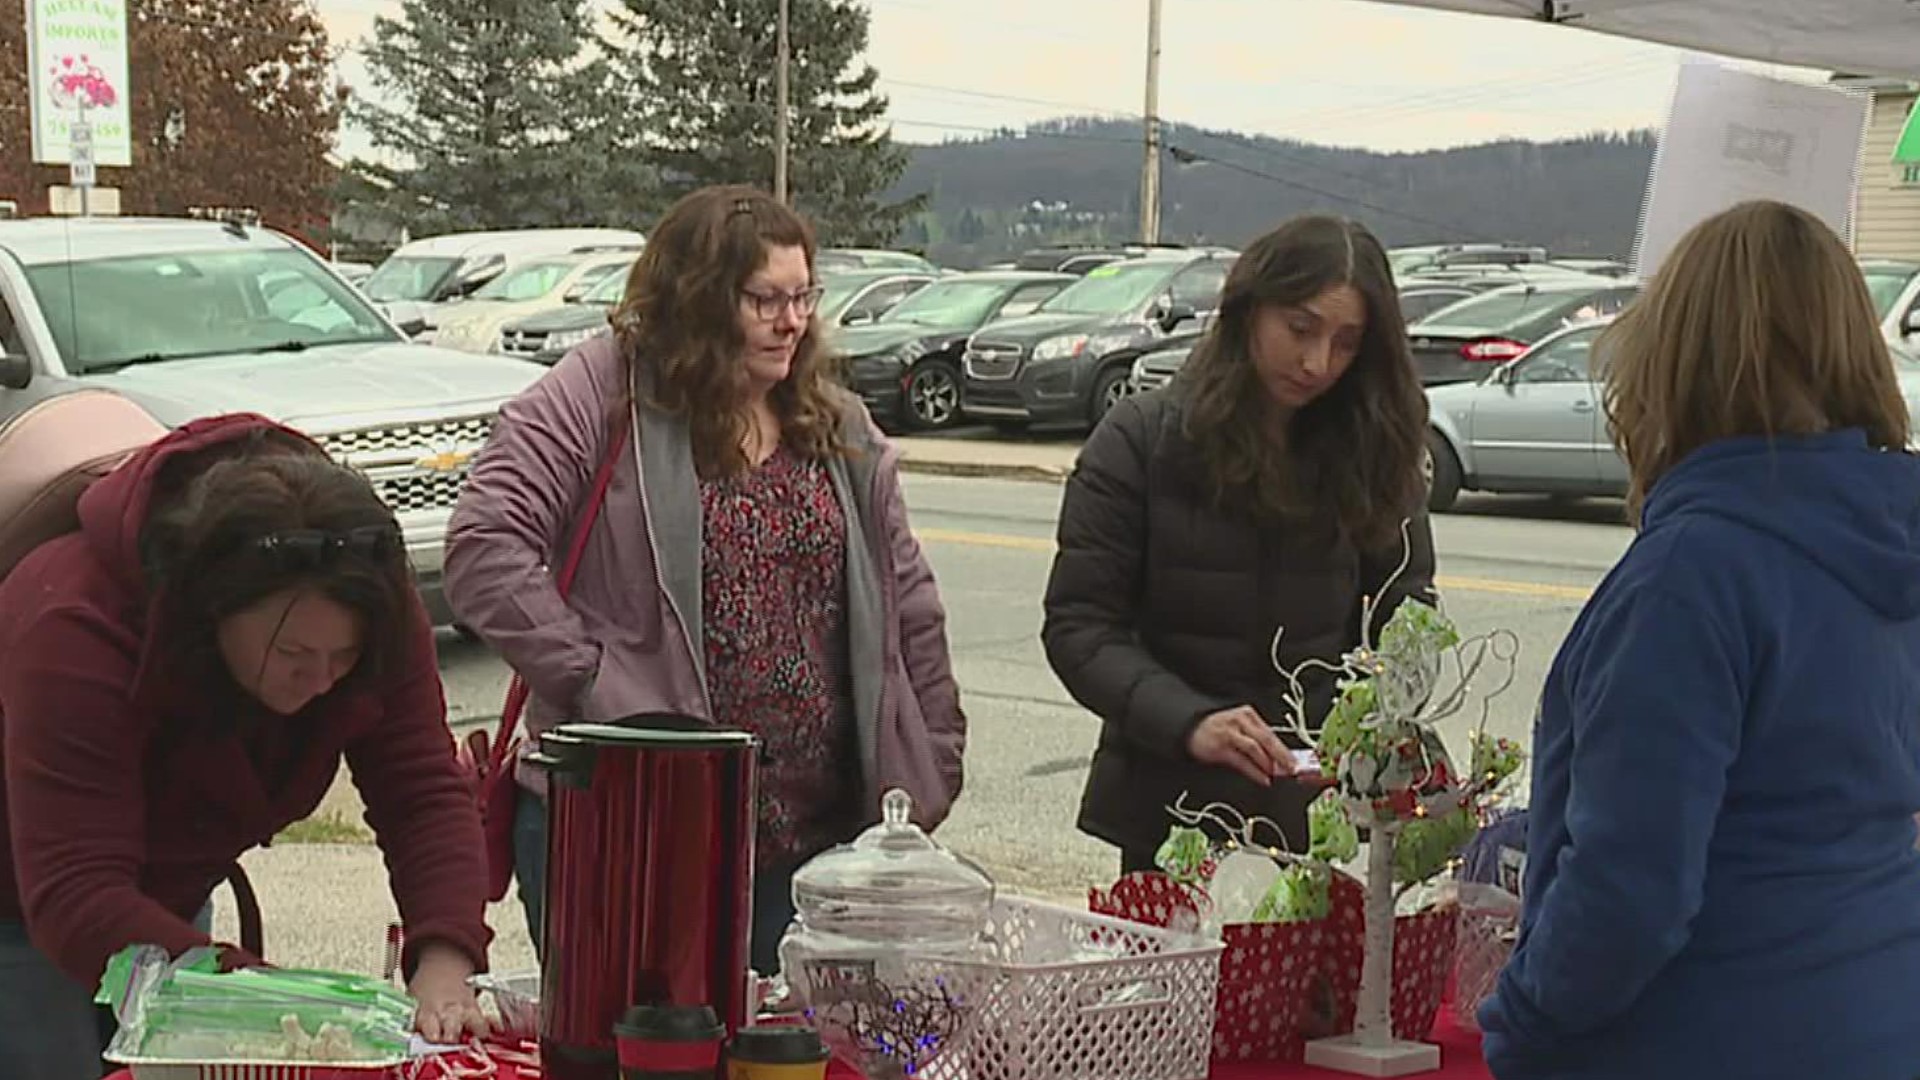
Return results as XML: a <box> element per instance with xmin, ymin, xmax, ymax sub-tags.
<box><xmin>740</xmin><ymin>284</ymin><xmax>825</xmax><ymax>322</ymax></box>
<box><xmin>252</xmin><ymin>525</ymin><xmax>401</xmax><ymax>570</ymax></box>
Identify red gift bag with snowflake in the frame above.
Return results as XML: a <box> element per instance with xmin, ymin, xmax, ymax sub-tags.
<box><xmin>1312</xmin><ymin>870</ymin><xmax>1461</xmax><ymax>1042</ymax></box>
<box><xmin>1090</xmin><ymin>871</ymin><xmax>1330</xmax><ymax>1064</ymax></box>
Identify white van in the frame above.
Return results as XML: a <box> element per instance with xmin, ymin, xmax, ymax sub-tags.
<box><xmin>361</xmin><ymin>227</ymin><xmax>645</xmax><ymax>337</ymax></box>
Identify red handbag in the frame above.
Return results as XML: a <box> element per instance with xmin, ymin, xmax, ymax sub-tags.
<box><xmin>463</xmin><ymin>424</ymin><xmax>630</xmax><ymax>903</ymax></box>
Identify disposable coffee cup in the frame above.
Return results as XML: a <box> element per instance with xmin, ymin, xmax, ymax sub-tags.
<box><xmin>726</xmin><ymin>1024</ymin><xmax>831</xmax><ymax>1080</ymax></box>
<box><xmin>614</xmin><ymin>1004</ymin><xmax>726</xmax><ymax>1080</ymax></box>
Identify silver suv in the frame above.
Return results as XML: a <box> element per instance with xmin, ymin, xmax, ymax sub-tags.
<box><xmin>0</xmin><ymin>216</ymin><xmax>547</xmax><ymax>622</ymax></box>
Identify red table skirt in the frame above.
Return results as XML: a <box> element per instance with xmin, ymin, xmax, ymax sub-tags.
<box><xmin>105</xmin><ymin>1010</ymin><xmax>1491</xmax><ymax>1079</ymax></box>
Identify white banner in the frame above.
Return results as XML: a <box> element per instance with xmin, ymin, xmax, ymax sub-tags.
<box><xmin>26</xmin><ymin>0</ymin><xmax>133</xmax><ymax>168</ymax></box>
<box><xmin>1633</xmin><ymin>62</ymin><xmax>1869</xmax><ymax>280</ymax></box>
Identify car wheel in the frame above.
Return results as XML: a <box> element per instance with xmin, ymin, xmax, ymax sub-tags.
<box><xmin>905</xmin><ymin>360</ymin><xmax>963</xmax><ymax>431</ymax></box>
<box><xmin>1426</xmin><ymin>430</ymin><xmax>1463</xmax><ymax>513</ymax></box>
<box><xmin>1090</xmin><ymin>366</ymin><xmax>1134</xmax><ymax>426</ymax></box>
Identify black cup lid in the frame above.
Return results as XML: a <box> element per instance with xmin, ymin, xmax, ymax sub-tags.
<box><xmin>728</xmin><ymin>1025</ymin><xmax>829</xmax><ymax>1064</ymax></box>
<box><xmin>614</xmin><ymin>1004</ymin><xmax>725</xmax><ymax>1043</ymax></box>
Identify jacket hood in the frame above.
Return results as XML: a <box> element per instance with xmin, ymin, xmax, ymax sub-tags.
<box><xmin>76</xmin><ymin>413</ymin><xmax>320</xmax><ymax>595</ymax></box>
<box><xmin>1645</xmin><ymin>429</ymin><xmax>1920</xmax><ymax>619</ymax></box>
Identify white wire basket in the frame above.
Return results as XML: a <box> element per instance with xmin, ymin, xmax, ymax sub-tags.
<box><xmin>924</xmin><ymin>896</ymin><xmax>1224</xmax><ymax>1080</ymax></box>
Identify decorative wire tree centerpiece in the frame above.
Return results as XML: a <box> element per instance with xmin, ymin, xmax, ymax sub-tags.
<box><xmin>1272</xmin><ymin>523</ymin><xmax>1521</xmax><ymax>1076</ymax></box>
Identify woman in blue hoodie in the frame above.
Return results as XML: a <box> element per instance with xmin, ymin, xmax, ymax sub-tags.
<box><xmin>1479</xmin><ymin>199</ymin><xmax>1920</xmax><ymax>1079</ymax></box>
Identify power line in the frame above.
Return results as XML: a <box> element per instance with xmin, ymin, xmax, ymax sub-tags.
<box><xmin>1165</xmin><ymin>142</ymin><xmax>1496</xmax><ymax>241</ymax></box>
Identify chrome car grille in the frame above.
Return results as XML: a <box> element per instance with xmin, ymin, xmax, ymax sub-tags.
<box><xmin>313</xmin><ymin>414</ymin><xmax>496</xmax><ymax>515</ymax></box>
<box><xmin>373</xmin><ymin>471</ymin><xmax>470</xmax><ymax>515</ymax></box>
<box><xmin>317</xmin><ymin>415</ymin><xmax>494</xmax><ymax>457</ymax></box>
<box><xmin>964</xmin><ymin>341</ymin><xmax>1023</xmax><ymax>380</ymax></box>
<box><xmin>499</xmin><ymin>327</ymin><xmax>550</xmax><ymax>356</ymax></box>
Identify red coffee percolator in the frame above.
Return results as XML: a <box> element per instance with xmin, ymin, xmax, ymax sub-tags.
<box><xmin>529</xmin><ymin>717</ymin><xmax>759</xmax><ymax>1080</ymax></box>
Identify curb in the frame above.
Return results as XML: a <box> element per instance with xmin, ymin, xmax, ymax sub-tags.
<box><xmin>897</xmin><ymin>457</ymin><xmax>1073</xmax><ymax>484</ymax></box>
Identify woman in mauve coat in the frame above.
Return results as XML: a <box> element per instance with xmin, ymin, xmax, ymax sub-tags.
<box><xmin>445</xmin><ymin>185</ymin><xmax>966</xmax><ymax>975</ymax></box>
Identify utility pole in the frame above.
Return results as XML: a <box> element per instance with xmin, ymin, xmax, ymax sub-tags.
<box><xmin>774</xmin><ymin>0</ymin><xmax>791</xmax><ymax>204</ymax></box>
<box><xmin>1139</xmin><ymin>0</ymin><xmax>1163</xmax><ymax>244</ymax></box>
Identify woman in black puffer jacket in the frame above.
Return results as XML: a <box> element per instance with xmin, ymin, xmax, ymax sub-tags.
<box><xmin>1043</xmin><ymin>215</ymin><xmax>1437</xmax><ymax>872</ymax></box>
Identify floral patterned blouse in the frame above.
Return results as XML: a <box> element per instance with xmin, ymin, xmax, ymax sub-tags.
<box><xmin>700</xmin><ymin>444</ymin><xmax>859</xmax><ymax>866</ymax></box>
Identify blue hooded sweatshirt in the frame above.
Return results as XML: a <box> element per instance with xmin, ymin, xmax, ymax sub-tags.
<box><xmin>1479</xmin><ymin>430</ymin><xmax>1920</xmax><ymax>1080</ymax></box>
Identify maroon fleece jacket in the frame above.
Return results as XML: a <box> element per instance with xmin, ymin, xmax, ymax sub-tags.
<box><xmin>0</xmin><ymin>412</ymin><xmax>492</xmax><ymax>987</ymax></box>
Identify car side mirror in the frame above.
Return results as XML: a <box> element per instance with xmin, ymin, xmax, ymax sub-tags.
<box><xmin>0</xmin><ymin>343</ymin><xmax>31</xmax><ymax>390</ymax></box>
<box><xmin>1159</xmin><ymin>301</ymin><xmax>1197</xmax><ymax>331</ymax></box>
<box><xmin>1903</xmin><ymin>308</ymin><xmax>1920</xmax><ymax>337</ymax></box>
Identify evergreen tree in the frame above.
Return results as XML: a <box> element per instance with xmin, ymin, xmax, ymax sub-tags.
<box><xmin>349</xmin><ymin>0</ymin><xmax>651</xmax><ymax>234</ymax></box>
<box><xmin>606</xmin><ymin>0</ymin><xmax>924</xmax><ymax>246</ymax></box>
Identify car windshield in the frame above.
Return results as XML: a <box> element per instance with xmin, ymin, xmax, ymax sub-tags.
<box><xmin>1862</xmin><ymin>266</ymin><xmax>1918</xmax><ymax>320</ymax></box>
<box><xmin>361</xmin><ymin>255</ymin><xmax>460</xmax><ymax>303</ymax></box>
<box><xmin>1039</xmin><ymin>261</ymin><xmax>1174</xmax><ymax>316</ymax></box>
<box><xmin>582</xmin><ymin>270</ymin><xmax>627</xmax><ymax>305</ymax></box>
<box><xmin>1414</xmin><ymin>285</ymin><xmax>1619</xmax><ymax>336</ymax></box>
<box><xmin>473</xmin><ymin>260</ymin><xmax>574</xmax><ymax>301</ymax></box>
<box><xmin>24</xmin><ymin>247</ymin><xmax>399</xmax><ymax>373</ymax></box>
<box><xmin>879</xmin><ymin>280</ymin><xmax>1010</xmax><ymax>328</ymax></box>
<box><xmin>821</xmin><ymin>276</ymin><xmax>887</xmax><ymax>322</ymax></box>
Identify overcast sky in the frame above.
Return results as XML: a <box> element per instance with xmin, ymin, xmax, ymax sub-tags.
<box><xmin>312</xmin><ymin>0</ymin><xmax>1824</xmax><ymax>159</ymax></box>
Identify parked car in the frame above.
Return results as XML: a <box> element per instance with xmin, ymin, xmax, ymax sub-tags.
<box><xmin>1396</xmin><ymin>273</ymin><xmax>1532</xmax><ymax>324</ymax></box>
<box><xmin>1007</xmin><ymin>243</ymin><xmax>1225</xmax><ymax>276</ymax></box>
<box><xmin>431</xmin><ymin>248</ymin><xmax>637</xmax><ymax>354</ymax></box>
<box><xmin>820</xmin><ymin>268</ymin><xmax>937</xmax><ymax>328</ymax></box>
<box><xmin>816</xmin><ymin>248</ymin><xmax>940</xmax><ymax>275</ymax></box>
<box><xmin>496</xmin><ymin>269</ymin><xmax>622</xmax><ymax>363</ymax></box>
<box><xmin>0</xmin><ymin>215</ymin><xmax>547</xmax><ymax>621</ymax></box>
<box><xmin>331</xmin><ymin>260</ymin><xmax>374</xmax><ymax>287</ymax></box>
<box><xmin>1389</xmin><ymin>243</ymin><xmax>1551</xmax><ymax>276</ymax></box>
<box><xmin>1406</xmin><ymin>276</ymin><xmax>1638</xmax><ymax>385</ymax></box>
<box><xmin>1126</xmin><ymin>330</ymin><xmax>1206</xmax><ymax>393</ymax></box>
<box><xmin>961</xmin><ymin>250</ymin><xmax>1234</xmax><ymax>430</ymax></box>
<box><xmin>1860</xmin><ymin>258</ymin><xmax>1920</xmax><ymax>360</ymax></box>
<box><xmin>360</xmin><ymin>227</ymin><xmax>644</xmax><ymax>338</ymax></box>
<box><xmin>1424</xmin><ymin>316</ymin><xmax>1920</xmax><ymax>512</ymax></box>
<box><xmin>836</xmin><ymin>271</ymin><xmax>1072</xmax><ymax>431</ymax></box>
<box><xmin>1546</xmin><ymin>257</ymin><xmax>1632</xmax><ymax>278</ymax></box>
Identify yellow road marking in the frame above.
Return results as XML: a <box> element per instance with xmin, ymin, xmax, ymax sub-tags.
<box><xmin>914</xmin><ymin>527</ymin><xmax>1595</xmax><ymax>603</ymax></box>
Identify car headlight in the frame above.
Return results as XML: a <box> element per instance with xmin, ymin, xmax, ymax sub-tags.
<box><xmin>1033</xmin><ymin>334</ymin><xmax>1090</xmax><ymax>362</ymax></box>
<box><xmin>545</xmin><ymin>326</ymin><xmax>603</xmax><ymax>354</ymax></box>
<box><xmin>1087</xmin><ymin>331</ymin><xmax>1137</xmax><ymax>357</ymax></box>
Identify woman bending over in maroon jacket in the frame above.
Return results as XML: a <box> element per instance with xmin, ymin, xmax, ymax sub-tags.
<box><xmin>0</xmin><ymin>413</ymin><xmax>494</xmax><ymax>1080</ymax></box>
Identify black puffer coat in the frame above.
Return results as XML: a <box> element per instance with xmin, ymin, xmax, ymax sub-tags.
<box><xmin>1042</xmin><ymin>389</ymin><xmax>1436</xmax><ymax>859</ymax></box>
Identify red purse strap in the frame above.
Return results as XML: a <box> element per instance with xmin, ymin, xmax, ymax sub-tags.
<box><xmin>485</xmin><ymin>422</ymin><xmax>632</xmax><ymax>773</ymax></box>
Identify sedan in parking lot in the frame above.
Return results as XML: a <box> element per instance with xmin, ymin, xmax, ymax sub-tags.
<box><xmin>1424</xmin><ymin>317</ymin><xmax>1920</xmax><ymax>512</ymax></box>
<box><xmin>835</xmin><ymin>271</ymin><xmax>1072</xmax><ymax>431</ymax></box>
<box><xmin>1408</xmin><ymin>276</ymin><xmax>1638</xmax><ymax>386</ymax></box>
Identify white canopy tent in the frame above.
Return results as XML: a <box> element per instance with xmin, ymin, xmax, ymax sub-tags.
<box><xmin>1356</xmin><ymin>1</ymin><xmax>1920</xmax><ymax>81</ymax></box>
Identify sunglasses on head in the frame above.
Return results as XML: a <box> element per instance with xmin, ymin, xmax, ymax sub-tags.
<box><xmin>252</xmin><ymin>525</ymin><xmax>401</xmax><ymax>569</ymax></box>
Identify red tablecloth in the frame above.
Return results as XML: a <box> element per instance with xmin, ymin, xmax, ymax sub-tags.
<box><xmin>822</xmin><ymin>1009</ymin><xmax>1492</xmax><ymax>1079</ymax></box>
<box><xmin>104</xmin><ymin>1010</ymin><xmax>1492</xmax><ymax>1079</ymax></box>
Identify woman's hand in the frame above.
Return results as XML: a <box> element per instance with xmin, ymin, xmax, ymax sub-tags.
<box><xmin>407</xmin><ymin>941</ymin><xmax>492</xmax><ymax>1044</ymax></box>
<box><xmin>1187</xmin><ymin>706</ymin><xmax>1297</xmax><ymax>786</ymax></box>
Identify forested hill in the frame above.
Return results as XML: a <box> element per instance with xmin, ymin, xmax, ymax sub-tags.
<box><xmin>888</xmin><ymin>117</ymin><xmax>1656</xmax><ymax>268</ymax></box>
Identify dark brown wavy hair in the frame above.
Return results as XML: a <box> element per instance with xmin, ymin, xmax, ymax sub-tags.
<box><xmin>611</xmin><ymin>185</ymin><xmax>848</xmax><ymax>478</ymax></box>
<box><xmin>140</xmin><ymin>426</ymin><xmax>417</xmax><ymax>698</ymax></box>
<box><xmin>1174</xmin><ymin>215</ymin><xmax>1428</xmax><ymax>549</ymax></box>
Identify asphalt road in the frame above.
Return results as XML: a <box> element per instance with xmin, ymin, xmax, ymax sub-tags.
<box><xmin>225</xmin><ymin>474</ymin><xmax>1634</xmax><ymax>978</ymax></box>
<box><xmin>429</xmin><ymin>475</ymin><xmax>1633</xmax><ymax>896</ymax></box>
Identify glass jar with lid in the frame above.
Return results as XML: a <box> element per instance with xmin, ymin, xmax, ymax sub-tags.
<box><xmin>778</xmin><ymin>789</ymin><xmax>995</xmax><ymax>1078</ymax></box>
